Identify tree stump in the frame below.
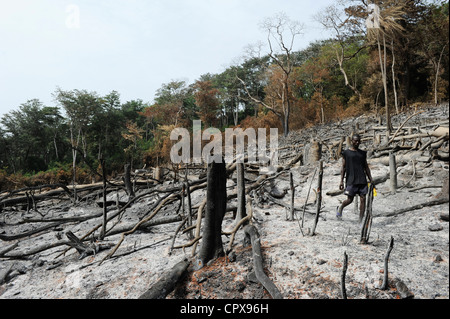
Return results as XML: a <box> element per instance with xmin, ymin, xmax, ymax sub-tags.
<box><xmin>197</xmin><ymin>160</ymin><xmax>227</xmax><ymax>266</ymax></box>
<box><xmin>304</xmin><ymin>140</ymin><xmax>321</xmax><ymax>165</ymax></box>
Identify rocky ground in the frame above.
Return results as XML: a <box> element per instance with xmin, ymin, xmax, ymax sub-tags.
<box><xmin>0</xmin><ymin>104</ymin><xmax>448</xmax><ymax>300</ymax></box>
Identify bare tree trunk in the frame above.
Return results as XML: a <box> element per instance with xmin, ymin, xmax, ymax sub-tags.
<box><xmin>336</xmin><ymin>48</ymin><xmax>362</xmax><ymax>101</ymax></box>
<box><xmin>341</xmin><ymin>251</ymin><xmax>348</xmax><ymax>299</ymax></box>
<box><xmin>124</xmin><ymin>163</ymin><xmax>135</xmax><ymax>201</ymax></box>
<box><xmin>236</xmin><ymin>163</ymin><xmax>247</xmax><ymax>223</ymax></box>
<box><xmin>311</xmin><ymin>160</ymin><xmax>323</xmax><ymax>235</ymax></box>
<box><xmin>381</xmin><ymin>236</ymin><xmax>394</xmax><ymax>290</ymax></box>
<box><xmin>100</xmin><ymin>158</ymin><xmax>107</xmax><ymax>240</ymax></box>
<box><xmin>185</xmin><ymin>182</ymin><xmax>193</xmax><ymax>239</ymax></box>
<box><xmin>289</xmin><ymin>172</ymin><xmax>295</xmax><ymax>221</ymax></box>
<box><xmin>389</xmin><ymin>151</ymin><xmax>397</xmax><ymax>194</ymax></box>
<box><xmin>360</xmin><ymin>184</ymin><xmax>374</xmax><ymax>244</ymax></box>
<box><xmin>377</xmin><ymin>31</ymin><xmax>391</xmax><ymax>133</ymax></box>
<box><xmin>434</xmin><ymin>43</ymin><xmax>448</xmax><ymax>105</ymax></box>
<box><xmin>391</xmin><ymin>38</ymin><xmax>399</xmax><ymax>114</ymax></box>
<box><xmin>197</xmin><ymin>160</ymin><xmax>227</xmax><ymax>267</ymax></box>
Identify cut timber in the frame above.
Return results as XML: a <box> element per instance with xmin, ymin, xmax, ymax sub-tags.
<box><xmin>432</xmin><ymin>126</ymin><xmax>449</xmax><ymax>137</ymax></box>
<box><xmin>138</xmin><ymin>258</ymin><xmax>190</xmax><ymax>299</ymax></box>
<box><xmin>244</xmin><ymin>225</ymin><xmax>283</xmax><ymax>299</ymax></box>
<box><xmin>368</xmin><ymin>151</ymin><xmax>425</xmax><ymax>166</ymax></box>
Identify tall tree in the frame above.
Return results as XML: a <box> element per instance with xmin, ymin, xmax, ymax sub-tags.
<box><xmin>193</xmin><ymin>80</ymin><xmax>220</xmax><ymax>128</ymax></box>
<box><xmin>416</xmin><ymin>1</ymin><xmax>449</xmax><ymax>104</ymax></box>
<box><xmin>53</xmin><ymin>88</ymin><xmax>102</xmax><ymax>199</ymax></box>
<box><xmin>260</xmin><ymin>12</ymin><xmax>304</xmax><ymax>137</ymax></box>
<box><xmin>0</xmin><ymin>99</ymin><xmax>65</xmax><ymax>173</ymax></box>
<box><xmin>366</xmin><ymin>0</ymin><xmax>406</xmax><ymax>133</ymax></box>
<box><xmin>315</xmin><ymin>4</ymin><xmax>368</xmax><ymax>102</ymax></box>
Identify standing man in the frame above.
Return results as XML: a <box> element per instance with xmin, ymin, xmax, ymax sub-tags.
<box><xmin>337</xmin><ymin>134</ymin><xmax>374</xmax><ymax>224</ymax></box>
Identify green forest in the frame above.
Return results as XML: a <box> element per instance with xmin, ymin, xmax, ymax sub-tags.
<box><xmin>0</xmin><ymin>0</ymin><xmax>448</xmax><ymax>190</ymax></box>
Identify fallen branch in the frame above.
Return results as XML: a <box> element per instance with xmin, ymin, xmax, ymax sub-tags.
<box><xmin>378</xmin><ymin>197</ymin><xmax>449</xmax><ymax>217</ymax></box>
<box><xmin>243</xmin><ymin>224</ymin><xmax>283</xmax><ymax>299</ymax></box>
<box><xmin>0</xmin><ymin>221</ymin><xmax>63</xmax><ymax>241</ymax></box>
<box><xmin>100</xmin><ymin>193</ymin><xmax>177</xmax><ymax>264</ymax></box>
<box><xmin>138</xmin><ymin>257</ymin><xmax>191</xmax><ymax>299</ymax></box>
<box><xmin>0</xmin><ymin>262</ymin><xmax>14</xmax><ymax>284</ymax></box>
<box><xmin>386</xmin><ymin>110</ymin><xmax>425</xmax><ymax>145</ymax></box>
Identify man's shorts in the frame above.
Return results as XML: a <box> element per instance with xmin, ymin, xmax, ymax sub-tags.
<box><xmin>344</xmin><ymin>184</ymin><xmax>368</xmax><ymax>197</ymax></box>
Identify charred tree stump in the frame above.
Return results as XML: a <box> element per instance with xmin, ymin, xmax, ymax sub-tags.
<box><xmin>197</xmin><ymin>160</ymin><xmax>227</xmax><ymax>267</ymax></box>
<box><xmin>124</xmin><ymin>163</ymin><xmax>135</xmax><ymax>201</ymax></box>
<box><xmin>138</xmin><ymin>258</ymin><xmax>191</xmax><ymax>299</ymax></box>
<box><xmin>235</xmin><ymin>163</ymin><xmax>247</xmax><ymax>223</ymax></box>
<box><xmin>389</xmin><ymin>151</ymin><xmax>397</xmax><ymax>194</ymax></box>
<box><xmin>381</xmin><ymin>236</ymin><xmax>394</xmax><ymax>290</ymax></box>
<box><xmin>304</xmin><ymin>140</ymin><xmax>322</xmax><ymax>165</ymax></box>
<box><xmin>66</xmin><ymin>231</ymin><xmax>96</xmax><ymax>258</ymax></box>
<box><xmin>100</xmin><ymin>158</ymin><xmax>107</xmax><ymax>240</ymax></box>
<box><xmin>360</xmin><ymin>183</ymin><xmax>374</xmax><ymax>244</ymax></box>
<box><xmin>341</xmin><ymin>251</ymin><xmax>348</xmax><ymax>299</ymax></box>
<box><xmin>311</xmin><ymin>160</ymin><xmax>323</xmax><ymax>236</ymax></box>
<box><xmin>64</xmin><ymin>231</ymin><xmax>113</xmax><ymax>260</ymax></box>
<box><xmin>184</xmin><ymin>182</ymin><xmax>193</xmax><ymax>239</ymax></box>
<box><xmin>244</xmin><ymin>225</ymin><xmax>283</xmax><ymax>299</ymax></box>
<box><xmin>289</xmin><ymin>172</ymin><xmax>295</xmax><ymax>221</ymax></box>
<box><xmin>336</xmin><ymin>137</ymin><xmax>344</xmax><ymax>159</ymax></box>
<box><xmin>153</xmin><ymin>166</ymin><xmax>162</xmax><ymax>183</ymax></box>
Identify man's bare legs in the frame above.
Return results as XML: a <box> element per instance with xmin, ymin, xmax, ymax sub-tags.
<box><xmin>358</xmin><ymin>195</ymin><xmax>366</xmax><ymax>223</ymax></box>
<box><xmin>337</xmin><ymin>195</ymin><xmax>353</xmax><ymax>218</ymax></box>
<box><xmin>338</xmin><ymin>195</ymin><xmax>366</xmax><ymax>223</ymax></box>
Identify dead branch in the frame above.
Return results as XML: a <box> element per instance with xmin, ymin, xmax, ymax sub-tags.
<box><xmin>138</xmin><ymin>257</ymin><xmax>191</xmax><ymax>299</ymax></box>
<box><xmin>0</xmin><ymin>262</ymin><xmax>14</xmax><ymax>284</ymax></box>
<box><xmin>0</xmin><ymin>221</ymin><xmax>63</xmax><ymax>241</ymax></box>
<box><xmin>191</xmin><ymin>198</ymin><xmax>207</xmax><ymax>257</ymax></box>
<box><xmin>360</xmin><ymin>184</ymin><xmax>374</xmax><ymax>244</ymax></box>
<box><xmin>386</xmin><ymin>110</ymin><xmax>425</xmax><ymax>145</ymax></box>
<box><xmin>243</xmin><ymin>224</ymin><xmax>283</xmax><ymax>299</ymax></box>
<box><xmin>341</xmin><ymin>251</ymin><xmax>348</xmax><ymax>299</ymax></box>
<box><xmin>379</xmin><ymin>197</ymin><xmax>449</xmax><ymax>218</ymax></box>
<box><xmin>302</xmin><ymin>167</ymin><xmax>317</xmax><ymax>229</ymax></box>
<box><xmin>311</xmin><ymin>160</ymin><xmax>324</xmax><ymax>236</ymax></box>
<box><xmin>100</xmin><ymin>193</ymin><xmax>178</xmax><ymax>264</ymax></box>
<box><xmin>380</xmin><ymin>236</ymin><xmax>394</xmax><ymax>290</ymax></box>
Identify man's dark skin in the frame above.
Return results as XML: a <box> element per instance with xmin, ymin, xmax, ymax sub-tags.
<box><xmin>339</xmin><ymin>135</ymin><xmax>374</xmax><ymax>223</ymax></box>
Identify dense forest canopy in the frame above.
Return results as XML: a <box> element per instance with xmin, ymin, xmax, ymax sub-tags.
<box><xmin>0</xmin><ymin>0</ymin><xmax>448</xmax><ymax>189</ymax></box>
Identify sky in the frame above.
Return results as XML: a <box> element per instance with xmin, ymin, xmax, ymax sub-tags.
<box><xmin>0</xmin><ymin>0</ymin><xmax>336</xmax><ymax>119</ymax></box>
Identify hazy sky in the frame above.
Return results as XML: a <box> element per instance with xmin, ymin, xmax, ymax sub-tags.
<box><xmin>0</xmin><ymin>0</ymin><xmax>336</xmax><ymax>118</ymax></box>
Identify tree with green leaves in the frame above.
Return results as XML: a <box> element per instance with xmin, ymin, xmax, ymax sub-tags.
<box><xmin>0</xmin><ymin>99</ymin><xmax>65</xmax><ymax>173</ymax></box>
